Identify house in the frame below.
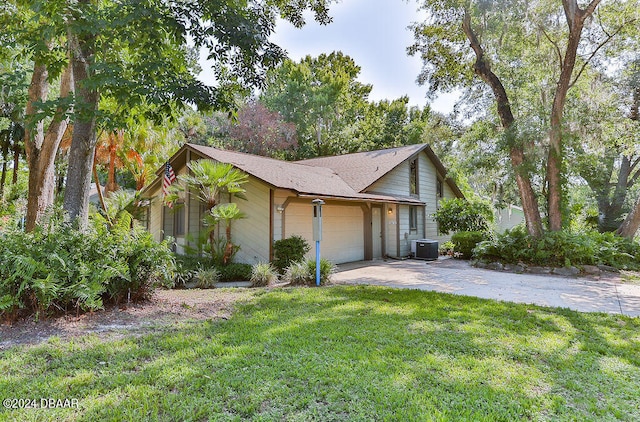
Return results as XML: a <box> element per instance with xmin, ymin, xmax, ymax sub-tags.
<box><xmin>142</xmin><ymin>143</ymin><xmax>464</xmax><ymax>265</ymax></box>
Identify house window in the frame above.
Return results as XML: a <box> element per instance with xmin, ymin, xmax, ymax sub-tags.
<box><xmin>174</xmin><ymin>203</ymin><xmax>185</xmax><ymax>236</ymax></box>
<box><xmin>409</xmin><ymin>206</ymin><xmax>418</xmax><ymax>231</ymax></box>
<box><xmin>410</xmin><ymin>159</ymin><xmax>418</xmax><ymax>195</ymax></box>
<box><xmin>437</xmin><ymin>179</ymin><xmax>443</xmax><ymax>199</ymax></box>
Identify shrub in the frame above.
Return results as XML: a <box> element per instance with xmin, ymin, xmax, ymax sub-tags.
<box><xmin>217</xmin><ymin>263</ymin><xmax>252</xmax><ymax>281</ymax></box>
<box><xmin>250</xmin><ymin>262</ymin><xmax>278</xmax><ymax>287</ymax></box>
<box><xmin>473</xmin><ymin>226</ymin><xmax>640</xmax><ymax>270</ymax></box>
<box><xmin>272</xmin><ymin>235</ymin><xmax>311</xmax><ymax>273</ymax></box>
<box><xmin>451</xmin><ymin>231</ymin><xmax>487</xmax><ymax>259</ymax></box>
<box><xmin>284</xmin><ymin>258</ymin><xmax>336</xmax><ymax>286</ymax></box>
<box><xmin>433</xmin><ymin>198</ymin><xmax>494</xmax><ymax>235</ymax></box>
<box><xmin>0</xmin><ymin>216</ymin><xmax>174</xmax><ymax>322</ymax></box>
<box><xmin>195</xmin><ymin>267</ymin><xmax>221</xmax><ymax>289</ymax></box>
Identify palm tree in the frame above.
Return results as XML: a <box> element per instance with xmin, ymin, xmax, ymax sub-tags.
<box><xmin>178</xmin><ymin>159</ymin><xmax>249</xmax><ymax>263</ymax></box>
<box><xmin>205</xmin><ymin>203</ymin><xmax>246</xmax><ymax>264</ymax></box>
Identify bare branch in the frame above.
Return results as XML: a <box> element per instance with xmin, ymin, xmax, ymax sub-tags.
<box><xmin>568</xmin><ymin>19</ymin><xmax>636</xmax><ymax>89</ymax></box>
<box><xmin>539</xmin><ymin>26</ymin><xmax>563</xmax><ymax>72</ymax></box>
<box><xmin>583</xmin><ymin>0</ymin><xmax>603</xmax><ymax>19</ymax></box>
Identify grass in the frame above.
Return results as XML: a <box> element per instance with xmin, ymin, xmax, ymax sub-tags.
<box><xmin>1</xmin><ymin>286</ymin><xmax>639</xmax><ymax>421</ymax></box>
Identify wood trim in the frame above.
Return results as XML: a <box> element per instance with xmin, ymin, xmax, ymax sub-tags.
<box><xmin>396</xmin><ymin>204</ymin><xmax>401</xmax><ymax>257</ymax></box>
<box><xmin>269</xmin><ymin>189</ymin><xmax>274</xmax><ymax>261</ymax></box>
<box><xmin>362</xmin><ymin>203</ymin><xmax>372</xmax><ymax>261</ymax></box>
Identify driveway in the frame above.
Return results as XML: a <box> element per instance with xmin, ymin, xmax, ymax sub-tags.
<box><xmin>333</xmin><ymin>258</ymin><xmax>640</xmax><ymax>317</ymax></box>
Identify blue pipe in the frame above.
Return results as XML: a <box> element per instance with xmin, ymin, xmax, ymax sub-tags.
<box><xmin>315</xmin><ymin>240</ymin><xmax>321</xmax><ymax>286</ymax></box>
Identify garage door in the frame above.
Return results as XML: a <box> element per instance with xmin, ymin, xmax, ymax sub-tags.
<box><xmin>285</xmin><ymin>203</ymin><xmax>364</xmax><ymax>264</ymax></box>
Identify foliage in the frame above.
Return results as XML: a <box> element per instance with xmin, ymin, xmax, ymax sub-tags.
<box><xmin>205</xmin><ymin>202</ymin><xmax>246</xmax><ymax>265</ymax></box>
<box><xmin>409</xmin><ymin>0</ymin><xmax>640</xmax><ymax>235</ymax></box>
<box><xmin>195</xmin><ymin>267</ymin><xmax>221</xmax><ymax>289</ymax></box>
<box><xmin>474</xmin><ymin>226</ymin><xmax>640</xmax><ymax>270</ymax></box>
<box><xmin>284</xmin><ymin>258</ymin><xmax>336</xmax><ymax>286</ymax></box>
<box><xmin>0</xmin><ymin>213</ymin><xmax>174</xmax><ymax>322</ymax></box>
<box><xmin>2</xmin><ymin>287</ymin><xmax>639</xmax><ymax>420</ymax></box>
<box><xmin>226</xmin><ymin>99</ymin><xmax>298</xmax><ymax>159</ymax></box>
<box><xmin>433</xmin><ymin>198</ymin><xmax>494</xmax><ymax>235</ymax></box>
<box><xmin>250</xmin><ymin>262</ymin><xmax>278</xmax><ymax>287</ymax></box>
<box><xmin>439</xmin><ymin>240</ymin><xmax>455</xmax><ymax>255</ymax></box>
<box><xmin>272</xmin><ymin>235</ymin><xmax>311</xmax><ymax>274</ymax></box>
<box><xmin>451</xmin><ymin>231</ymin><xmax>487</xmax><ymax>259</ymax></box>
<box><xmin>217</xmin><ymin>263</ymin><xmax>252</xmax><ymax>282</ymax></box>
<box><xmin>261</xmin><ymin>51</ymin><xmax>372</xmax><ymax>158</ymax></box>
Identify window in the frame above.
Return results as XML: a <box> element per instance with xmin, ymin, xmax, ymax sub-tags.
<box><xmin>410</xmin><ymin>159</ymin><xmax>418</xmax><ymax>195</ymax></box>
<box><xmin>436</xmin><ymin>179</ymin><xmax>443</xmax><ymax>199</ymax></box>
<box><xmin>409</xmin><ymin>206</ymin><xmax>418</xmax><ymax>231</ymax></box>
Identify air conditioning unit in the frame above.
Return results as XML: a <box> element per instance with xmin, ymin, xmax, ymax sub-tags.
<box><xmin>413</xmin><ymin>239</ymin><xmax>438</xmax><ymax>261</ymax></box>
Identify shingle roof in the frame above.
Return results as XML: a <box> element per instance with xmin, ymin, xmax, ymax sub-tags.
<box><xmin>295</xmin><ymin>144</ymin><xmax>428</xmax><ymax>192</ymax></box>
<box><xmin>147</xmin><ymin>143</ymin><xmax>460</xmax><ymax>204</ymax></box>
<box><xmin>187</xmin><ymin>144</ymin><xmax>358</xmax><ymax>197</ymax></box>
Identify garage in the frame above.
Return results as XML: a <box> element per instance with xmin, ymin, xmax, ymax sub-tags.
<box><xmin>284</xmin><ymin>202</ymin><xmax>365</xmax><ymax>264</ymax></box>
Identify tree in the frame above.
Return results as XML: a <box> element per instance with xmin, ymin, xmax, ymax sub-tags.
<box><xmin>205</xmin><ymin>203</ymin><xmax>246</xmax><ymax>264</ymax></box>
<box><xmin>410</xmin><ymin>0</ymin><xmax>639</xmax><ymax>236</ymax></box>
<box><xmin>262</xmin><ymin>51</ymin><xmax>372</xmax><ymax>158</ymax></box>
<box><xmin>174</xmin><ymin>160</ymin><xmax>248</xmax><ymax>262</ymax></box>
<box><xmin>6</xmin><ymin>0</ymin><xmax>334</xmax><ymax>229</ymax></box>
<box><xmin>616</xmin><ymin>59</ymin><xmax>640</xmax><ymax>238</ymax></box>
<box><xmin>226</xmin><ymin>99</ymin><xmax>298</xmax><ymax>158</ymax></box>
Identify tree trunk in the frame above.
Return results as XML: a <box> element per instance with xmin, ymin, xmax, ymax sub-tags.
<box><xmin>11</xmin><ymin>135</ymin><xmax>20</xmax><ymax>185</ymax></box>
<box><xmin>615</xmin><ymin>72</ymin><xmax>640</xmax><ymax>238</ymax></box>
<box><xmin>617</xmin><ymin>197</ymin><xmax>640</xmax><ymax>239</ymax></box>
<box><xmin>547</xmin><ymin>0</ymin><xmax>602</xmax><ymax>231</ymax></box>
<box><xmin>462</xmin><ymin>12</ymin><xmax>543</xmax><ymax>237</ymax></box>
<box><xmin>24</xmin><ymin>62</ymin><xmax>73</xmax><ymax>231</ymax></box>
<box><xmin>0</xmin><ymin>129</ymin><xmax>9</xmax><ymax>196</ymax></box>
<box><xmin>63</xmin><ymin>25</ymin><xmax>98</xmax><ymax>228</ymax></box>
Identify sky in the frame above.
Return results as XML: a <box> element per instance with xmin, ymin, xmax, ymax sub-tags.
<box><xmin>198</xmin><ymin>0</ymin><xmax>457</xmax><ymax>113</ymax></box>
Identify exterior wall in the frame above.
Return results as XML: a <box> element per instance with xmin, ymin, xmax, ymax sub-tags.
<box><xmin>368</xmin><ymin>161</ymin><xmax>411</xmax><ymax>196</ymax></box>
<box><xmin>148</xmin><ymin>185</ymin><xmax>163</xmax><ymax>243</ymax></box>
<box><xmin>495</xmin><ymin>206</ymin><xmax>525</xmax><ymax>233</ymax></box>
<box><xmin>273</xmin><ymin>189</ymin><xmax>293</xmax><ymax>242</ymax></box>
<box><xmin>229</xmin><ymin>176</ymin><xmax>271</xmax><ymax>265</ymax></box>
<box><xmin>385</xmin><ymin>204</ymin><xmax>398</xmax><ymax>258</ymax></box>
<box><xmin>397</xmin><ymin>204</ymin><xmax>427</xmax><ymax>258</ymax></box>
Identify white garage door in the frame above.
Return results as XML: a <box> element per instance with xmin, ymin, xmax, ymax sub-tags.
<box><xmin>285</xmin><ymin>203</ymin><xmax>364</xmax><ymax>264</ymax></box>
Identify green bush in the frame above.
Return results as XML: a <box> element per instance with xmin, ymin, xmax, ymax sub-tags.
<box><xmin>250</xmin><ymin>262</ymin><xmax>278</xmax><ymax>287</ymax></box>
<box><xmin>0</xmin><ymin>216</ymin><xmax>174</xmax><ymax>322</ymax></box>
<box><xmin>284</xmin><ymin>259</ymin><xmax>336</xmax><ymax>286</ymax></box>
<box><xmin>433</xmin><ymin>198</ymin><xmax>494</xmax><ymax>235</ymax></box>
<box><xmin>451</xmin><ymin>231</ymin><xmax>487</xmax><ymax>259</ymax></box>
<box><xmin>195</xmin><ymin>267</ymin><xmax>221</xmax><ymax>289</ymax></box>
<box><xmin>473</xmin><ymin>226</ymin><xmax>640</xmax><ymax>270</ymax></box>
<box><xmin>217</xmin><ymin>263</ymin><xmax>252</xmax><ymax>281</ymax></box>
<box><xmin>272</xmin><ymin>235</ymin><xmax>311</xmax><ymax>273</ymax></box>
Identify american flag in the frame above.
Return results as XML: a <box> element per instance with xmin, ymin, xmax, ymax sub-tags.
<box><xmin>162</xmin><ymin>162</ymin><xmax>176</xmax><ymax>207</ymax></box>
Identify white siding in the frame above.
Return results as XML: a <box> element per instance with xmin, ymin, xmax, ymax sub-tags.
<box><xmin>231</xmin><ymin>176</ymin><xmax>271</xmax><ymax>264</ymax></box>
<box><xmin>418</xmin><ymin>153</ymin><xmax>439</xmax><ymax>241</ymax></box>
<box><xmin>385</xmin><ymin>204</ymin><xmax>398</xmax><ymax>258</ymax></box>
<box><xmin>284</xmin><ymin>202</ymin><xmax>364</xmax><ymax>264</ymax></box>
<box><xmin>368</xmin><ymin>161</ymin><xmax>411</xmax><ymax>196</ymax></box>
<box><xmin>147</xmin><ymin>185</ymin><xmax>163</xmax><ymax>243</ymax></box>
<box><xmin>397</xmin><ymin>204</ymin><xmax>427</xmax><ymax>257</ymax></box>
<box><xmin>273</xmin><ymin>189</ymin><xmax>292</xmax><ymax>242</ymax></box>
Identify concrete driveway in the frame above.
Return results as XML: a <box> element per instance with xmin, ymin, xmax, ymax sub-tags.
<box><xmin>332</xmin><ymin>258</ymin><xmax>640</xmax><ymax>317</ymax></box>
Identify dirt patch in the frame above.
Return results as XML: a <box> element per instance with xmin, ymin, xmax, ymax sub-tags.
<box><xmin>0</xmin><ymin>289</ymin><xmax>255</xmax><ymax>350</ymax></box>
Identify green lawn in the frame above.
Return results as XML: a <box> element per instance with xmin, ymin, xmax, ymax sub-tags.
<box><xmin>1</xmin><ymin>286</ymin><xmax>639</xmax><ymax>421</ymax></box>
